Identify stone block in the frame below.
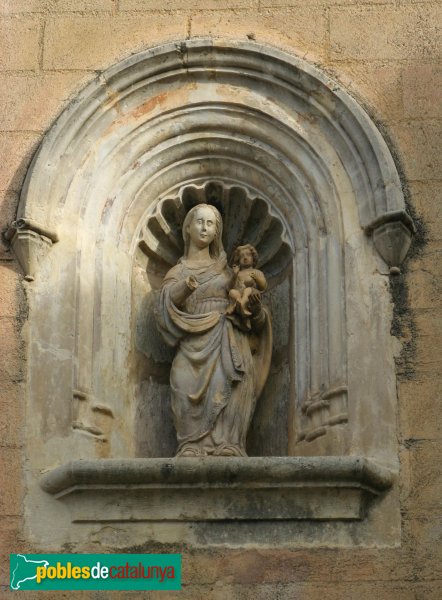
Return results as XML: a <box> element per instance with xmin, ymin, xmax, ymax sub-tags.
<box><xmin>414</xmin><ymin>581</ymin><xmax>442</xmax><ymax>600</ymax></box>
<box><xmin>0</xmin><ymin>73</ymin><xmax>93</xmax><ymax>132</ymax></box>
<box><xmin>398</xmin><ymin>377</ymin><xmax>442</xmax><ymax>440</ymax></box>
<box><xmin>391</xmin><ymin>120</ymin><xmax>442</xmax><ymax>181</ymax></box>
<box><xmin>262</xmin><ymin>0</ymin><xmax>391</xmax><ymax>5</ymax></box>
<box><xmin>409</xmin><ymin>181</ymin><xmax>442</xmax><ymax>242</ymax></box>
<box><xmin>0</xmin><ymin>133</ymin><xmax>42</xmax><ymax>193</ymax></box>
<box><xmin>0</xmin><ymin>318</ymin><xmax>21</xmax><ymax>382</ymax></box>
<box><xmin>0</xmin><ymin>449</ymin><xmax>22</xmax><ymax>516</ymax></box>
<box><xmin>325</xmin><ymin>61</ymin><xmax>404</xmax><ymax>121</ymax></box>
<box><xmin>121</xmin><ymin>0</ymin><xmax>257</xmax><ymax>9</ymax></box>
<box><xmin>400</xmin><ymin>440</ymin><xmax>442</xmax><ymax>514</ymax></box>
<box><xmin>43</xmin><ymin>15</ymin><xmax>187</xmax><ymax>70</ymax></box>
<box><xmin>2</xmin><ymin>0</ymin><xmax>116</xmax><ymax>12</ymax></box>
<box><xmin>407</xmin><ymin>266</ymin><xmax>442</xmax><ymax>310</ymax></box>
<box><xmin>272</xmin><ymin>582</ymin><xmax>416</xmax><ymax>600</ymax></box>
<box><xmin>53</xmin><ymin>0</ymin><xmax>116</xmax><ymax>11</ymax></box>
<box><xmin>330</xmin><ymin>5</ymin><xmax>442</xmax><ymax>61</ymax></box>
<box><xmin>0</xmin><ymin>518</ymin><xmax>24</xmax><ymax>587</ymax></box>
<box><xmin>403</xmin><ymin>64</ymin><xmax>442</xmax><ymax>119</ymax></box>
<box><xmin>413</xmin><ymin>308</ymin><xmax>442</xmax><ymax>339</ymax></box>
<box><xmin>402</xmin><ymin>516</ymin><xmax>442</xmax><ymax>580</ymax></box>
<box><xmin>184</xmin><ymin>548</ymin><xmax>412</xmax><ymax>584</ymax></box>
<box><xmin>409</xmin><ymin>308</ymin><xmax>442</xmax><ymax>373</ymax></box>
<box><xmin>0</xmin><ymin>0</ymin><xmax>48</xmax><ymax>13</ymax></box>
<box><xmin>0</xmin><ymin>264</ymin><xmax>20</xmax><ymax>317</ymax></box>
<box><xmin>0</xmin><ymin>380</ymin><xmax>24</xmax><ymax>448</ymax></box>
<box><xmin>408</xmin><ymin>245</ymin><xmax>442</xmax><ymax>279</ymax></box>
<box><xmin>190</xmin><ymin>8</ymin><xmax>327</xmax><ymax>61</ymax></box>
<box><xmin>0</xmin><ymin>17</ymin><xmax>41</xmax><ymax>70</ymax></box>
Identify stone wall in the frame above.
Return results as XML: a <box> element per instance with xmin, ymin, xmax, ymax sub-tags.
<box><xmin>0</xmin><ymin>0</ymin><xmax>441</xmax><ymax>598</ymax></box>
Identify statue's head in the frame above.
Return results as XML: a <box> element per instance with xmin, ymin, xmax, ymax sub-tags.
<box><xmin>182</xmin><ymin>203</ymin><xmax>224</xmax><ymax>259</ymax></box>
<box><xmin>231</xmin><ymin>244</ymin><xmax>258</xmax><ymax>268</ymax></box>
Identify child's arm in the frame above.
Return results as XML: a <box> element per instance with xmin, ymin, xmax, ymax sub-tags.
<box><xmin>251</xmin><ymin>270</ymin><xmax>267</xmax><ymax>291</ymax></box>
<box><xmin>228</xmin><ymin>264</ymin><xmax>240</xmax><ymax>289</ymax></box>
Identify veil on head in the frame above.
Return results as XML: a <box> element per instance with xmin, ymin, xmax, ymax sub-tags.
<box><xmin>182</xmin><ymin>203</ymin><xmax>225</xmax><ymax>260</ymax></box>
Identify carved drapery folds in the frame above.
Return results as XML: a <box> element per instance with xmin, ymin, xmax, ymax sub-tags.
<box><xmin>17</xmin><ymin>40</ymin><xmax>412</xmax><ymax>465</ymax></box>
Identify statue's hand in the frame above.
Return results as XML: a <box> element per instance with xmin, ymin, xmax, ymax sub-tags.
<box><xmin>232</xmin><ymin>264</ymin><xmax>240</xmax><ymax>275</ymax></box>
<box><xmin>248</xmin><ymin>288</ymin><xmax>262</xmax><ymax>316</ymax></box>
<box><xmin>169</xmin><ymin>276</ymin><xmax>198</xmax><ymax>306</ymax></box>
<box><xmin>186</xmin><ymin>275</ymin><xmax>199</xmax><ymax>291</ymax></box>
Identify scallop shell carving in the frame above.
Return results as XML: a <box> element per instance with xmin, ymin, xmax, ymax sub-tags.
<box><xmin>139</xmin><ymin>181</ymin><xmax>293</xmax><ymax>289</ymax></box>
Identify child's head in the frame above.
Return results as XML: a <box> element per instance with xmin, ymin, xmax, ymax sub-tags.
<box><xmin>231</xmin><ymin>244</ymin><xmax>258</xmax><ymax>268</ymax></box>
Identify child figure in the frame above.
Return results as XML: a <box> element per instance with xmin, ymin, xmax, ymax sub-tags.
<box><xmin>227</xmin><ymin>244</ymin><xmax>267</xmax><ymax>318</ymax></box>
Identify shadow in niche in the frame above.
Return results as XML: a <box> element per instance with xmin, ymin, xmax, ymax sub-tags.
<box><xmin>134</xmin><ymin>290</ymin><xmax>176</xmax><ymax>458</ymax></box>
<box><xmin>133</xmin><ymin>181</ymin><xmax>293</xmax><ymax>459</ymax></box>
<box><xmin>247</xmin><ymin>276</ymin><xmax>291</xmax><ymax>457</ymax></box>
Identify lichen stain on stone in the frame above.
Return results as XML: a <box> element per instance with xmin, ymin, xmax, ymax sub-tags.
<box><xmin>103</xmin><ymin>84</ymin><xmax>198</xmax><ymax>136</ymax></box>
<box><xmin>101</xmin><ymin>196</ymin><xmax>115</xmax><ymax>225</ymax></box>
<box><xmin>131</xmin><ymin>91</ymin><xmax>170</xmax><ymax>120</ymax></box>
<box><xmin>390</xmin><ymin>202</ymin><xmax>428</xmax><ymax>381</ymax></box>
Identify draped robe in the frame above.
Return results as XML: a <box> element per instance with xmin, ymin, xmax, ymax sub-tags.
<box><xmin>156</xmin><ymin>254</ymin><xmax>272</xmax><ymax>456</ymax></box>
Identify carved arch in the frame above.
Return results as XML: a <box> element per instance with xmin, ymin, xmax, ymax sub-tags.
<box><xmin>16</xmin><ymin>40</ymin><xmax>413</xmax><ymax>461</ymax></box>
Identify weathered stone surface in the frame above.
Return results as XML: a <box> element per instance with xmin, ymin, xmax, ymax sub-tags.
<box><xmin>14</xmin><ymin>39</ymin><xmax>408</xmax><ymax>552</ymax></box>
<box><xmin>402</xmin><ymin>516</ymin><xmax>442</xmax><ymax>580</ymax></box>
<box><xmin>191</xmin><ymin>8</ymin><xmax>327</xmax><ymax>61</ymax></box>
<box><xmin>0</xmin><ymin>518</ymin><xmax>24</xmax><ymax>587</ymax></box>
<box><xmin>0</xmin><ymin>264</ymin><xmax>20</xmax><ymax>317</ymax></box>
<box><xmin>40</xmin><ymin>457</ymin><xmax>393</xmax><ymax>522</ymax></box>
<box><xmin>398</xmin><ymin>377</ymin><xmax>442</xmax><ymax>440</ymax></box>
<box><xmin>403</xmin><ymin>64</ymin><xmax>442</xmax><ymax>119</ymax></box>
<box><xmin>324</xmin><ymin>62</ymin><xmax>404</xmax><ymax>121</ymax></box>
<box><xmin>0</xmin><ymin>449</ymin><xmax>22</xmax><ymax>515</ymax></box>
<box><xmin>122</xmin><ymin>0</ymin><xmax>258</xmax><ymax>9</ymax></box>
<box><xmin>0</xmin><ymin>73</ymin><xmax>93</xmax><ymax>132</ymax></box>
<box><xmin>392</xmin><ymin>120</ymin><xmax>442</xmax><ymax>181</ymax></box>
<box><xmin>0</xmin><ymin>17</ymin><xmax>41</xmax><ymax>70</ymax></box>
<box><xmin>0</xmin><ymin>1</ymin><xmax>440</xmax><ymax>596</ymax></box>
<box><xmin>408</xmin><ymin>259</ymin><xmax>442</xmax><ymax>310</ymax></box>
<box><xmin>330</xmin><ymin>5</ymin><xmax>442</xmax><ymax>60</ymax></box>
<box><xmin>0</xmin><ymin>318</ymin><xmax>21</xmax><ymax>382</ymax></box>
<box><xmin>409</xmin><ymin>182</ymin><xmax>442</xmax><ymax>242</ymax></box>
<box><xmin>53</xmin><ymin>0</ymin><xmax>117</xmax><ymax>11</ymax></box>
<box><xmin>400</xmin><ymin>440</ymin><xmax>442</xmax><ymax>514</ymax></box>
<box><xmin>0</xmin><ymin>0</ymin><xmax>116</xmax><ymax>12</ymax></box>
<box><xmin>0</xmin><ymin>380</ymin><xmax>24</xmax><ymax>448</ymax></box>
<box><xmin>408</xmin><ymin>307</ymin><xmax>442</xmax><ymax>374</ymax></box>
<box><xmin>0</xmin><ymin>0</ymin><xmax>48</xmax><ymax>13</ymax></box>
<box><xmin>43</xmin><ymin>15</ymin><xmax>187</xmax><ymax>69</ymax></box>
<box><xmin>263</xmin><ymin>0</ymin><xmax>392</xmax><ymax>4</ymax></box>
<box><xmin>0</xmin><ymin>133</ymin><xmax>42</xmax><ymax>192</ymax></box>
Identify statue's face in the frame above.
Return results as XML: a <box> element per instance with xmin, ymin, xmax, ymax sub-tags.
<box><xmin>187</xmin><ymin>206</ymin><xmax>217</xmax><ymax>248</ymax></box>
<box><xmin>239</xmin><ymin>247</ymin><xmax>254</xmax><ymax>268</ymax></box>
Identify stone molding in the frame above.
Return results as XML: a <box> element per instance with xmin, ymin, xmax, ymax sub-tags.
<box><xmin>40</xmin><ymin>456</ymin><xmax>394</xmax><ymax>522</ymax></box>
<box><xmin>17</xmin><ymin>40</ymin><xmax>413</xmax><ymax>455</ymax></box>
<box><xmin>14</xmin><ymin>39</ymin><xmax>407</xmax><ymax>545</ymax></box>
<box><xmin>4</xmin><ymin>218</ymin><xmax>59</xmax><ymax>281</ymax></box>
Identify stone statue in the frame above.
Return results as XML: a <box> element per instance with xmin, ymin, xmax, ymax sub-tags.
<box><xmin>156</xmin><ymin>203</ymin><xmax>272</xmax><ymax>457</ymax></box>
<box><xmin>227</xmin><ymin>244</ymin><xmax>268</xmax><ymax>328</ymax></box>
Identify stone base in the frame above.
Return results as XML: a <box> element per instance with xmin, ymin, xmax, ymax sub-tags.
<box><xmin>40</xmin><ymin>456</ymin><xmax>393</xmax><ymax>522</ymax></box>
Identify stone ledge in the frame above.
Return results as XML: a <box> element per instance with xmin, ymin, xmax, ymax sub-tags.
<box><xmin>40</xmin><ymin>456</ymin><xmax>394</xmax><ymax>522</ymax></box>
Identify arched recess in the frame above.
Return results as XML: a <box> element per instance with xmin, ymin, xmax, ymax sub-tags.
<box><xmin>14</xmin><ymin>39</ymin><xmax>413</xmax><ymax>467</ymax></box>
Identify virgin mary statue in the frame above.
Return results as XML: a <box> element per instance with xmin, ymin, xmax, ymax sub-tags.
<box><xmin>155</xmin><ymin>203</ymin><xmax>272</xmax><ymax>457</ymax></box>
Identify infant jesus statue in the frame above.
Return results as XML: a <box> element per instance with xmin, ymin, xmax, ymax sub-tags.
<box><xmin>227</xmin><ymin>244</ymin><xmax>267</xmax><ymax>319</ymax></box>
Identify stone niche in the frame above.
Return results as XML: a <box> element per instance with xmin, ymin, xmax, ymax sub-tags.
<box><xmin>15</xmin><ymin>40</ymin><xmax>414</xmax><ymax>549</ymax></box>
